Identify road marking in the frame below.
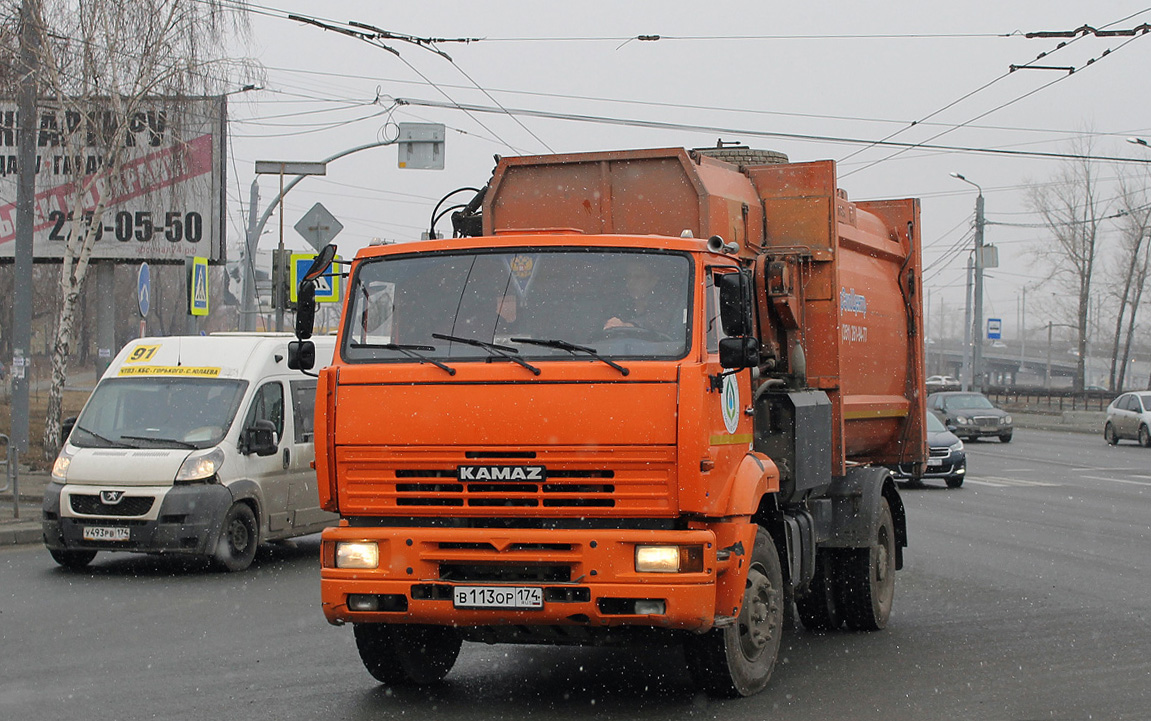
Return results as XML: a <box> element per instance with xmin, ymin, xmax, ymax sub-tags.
<box><xmin>965</xmin><ymin>476</ymin><xmax>1061</xmax><ymax>487</ymax></box>
<box><xmin>1079</xmin><ymin>474</ymin><xmax>1151</xmax><ymax>487</ymax></box>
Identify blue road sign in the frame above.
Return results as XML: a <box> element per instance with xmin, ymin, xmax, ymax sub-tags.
<box><xmin>190</xmin><ymin>256</ymin><xmax>209</xmax><ymax>316</ymax></box>
<box><xmin>291</xmin><ymin>253</ymin><xmax>340</xmax><ymax>303</ymax></box>
<box><xmin>137</xmin><ymin>262</ymin><xmax>150</xmax><ymax>318</ymax></box>
<box><xmin>987</xmin><ymin>318</ymin><xmax>1002</xmax><ymax>340</ymax></box>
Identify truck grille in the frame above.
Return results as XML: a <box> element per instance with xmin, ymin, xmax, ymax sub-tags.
<box><xmin>337</xmin><ymin>446</ymin><xmax>676</xmax><ymax>517</ymax></box>
<box><xmin>70</xmin><ymin>494</ymin><xmax>154</xmax><ymax>517</ymax></box>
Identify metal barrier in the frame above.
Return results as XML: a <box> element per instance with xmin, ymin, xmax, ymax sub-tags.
<box><xmin>986</xmin><ymin>387</ymin><xmax>1114</xmax><ymax>413</ymax></box>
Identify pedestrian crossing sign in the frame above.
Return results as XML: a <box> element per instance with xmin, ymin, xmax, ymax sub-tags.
<box><xmin>291</xmin><ymin>252</ymin><xmax>340</xmax><ymax>303</ymax></box>
<box><xmin>188</xmin><ymin>256</ymin><xmax>209</xmax><ymax>316</ymax></box>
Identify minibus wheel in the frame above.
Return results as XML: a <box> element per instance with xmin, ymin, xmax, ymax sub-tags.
<box><xmin>213</xmin><ymin>502</ymin><xmax>258</xmax><ymax>572</ymax></box>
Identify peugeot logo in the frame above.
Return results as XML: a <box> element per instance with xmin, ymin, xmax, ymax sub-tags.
<box><xmin>100</xmin><ymin>490</ymin><xmax>125</xmax><ymax>505</ymax></box>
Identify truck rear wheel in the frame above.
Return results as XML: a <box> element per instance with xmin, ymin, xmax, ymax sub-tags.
<box><xmin>354</xmin><ymin>623</ymin><xmax>461</xmax><ymax>685</ymax></box>
<box><xmin>835</xmin><ymin>497</ymin><xmax>896</xmax><ymax>631</ymax></box>
<box><xmin>795</xmin><ymin>550</ymin><xmax>843</xmax><ymax>631</ymax></box>
<box><xmin>685</xmin><ymin>528</ymin><xmax>784</xmax><ymax>697</ymax></box>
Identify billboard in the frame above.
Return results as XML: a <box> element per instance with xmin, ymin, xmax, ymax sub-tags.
<box><xmin>0</xmin><ymin>95</ymin><xmax>226</xmax><ymax>263</ymax></box>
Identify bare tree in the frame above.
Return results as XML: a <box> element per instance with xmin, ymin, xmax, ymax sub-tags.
<box><xmin>17</xmin><ymin>0</ymin><xmax>251</xmax><ymax>459</ymax></box>
<box><xmin>1027</xmin><ymin>139</ymin><xmax>1109</xmax><ymax>392</ymax></box>
<box><xmin>1107</xmin><ymin>169</ymin><xmax>1151</xmax><ymax>391</ymax></box>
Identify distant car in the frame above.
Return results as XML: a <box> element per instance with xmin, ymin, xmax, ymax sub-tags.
<box><xmin>927</xmin><ymin>391</ymin><xmax>1013</xmax><ymax>443</ymax></box>
<box><xmin>925</xmin><ymin>375</ymin><xmax>960</xmax><ymax>393</ymax></box>
<box><xmin>1104</xmin><ymin>392</ymin><xmax>1151</xmax><ymax>447</ymax></box>
<box><xmin>895</xmin><ymin>412</ymin><xmax>966</xmax><ymax>488</ymax></box>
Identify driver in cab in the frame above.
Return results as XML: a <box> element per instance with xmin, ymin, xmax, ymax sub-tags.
<box><xmin>603</xmin><ymin>260</ymin><xmax>677</xmax><ymax>339</ymax></box>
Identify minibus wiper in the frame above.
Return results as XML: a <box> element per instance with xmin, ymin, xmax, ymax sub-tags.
<box><xmin>510</xmin><ymin>337</ymin><xmax>629</xmax><ymax>376</ymax></box>
<box><xmin>119</xmin><ymin>434</ymin><xmax>198</xmax><ymax>450</ymax></box>
<box><xmin>74</xmin><ymin>424</ymin><xmax>138</xmax><ymax>448</ymax></box>
<box><xmin>350</xmin><ymin>342</ymin><xmax>456</xmax><ymax>376</ymax></box>
<box><xmin>432</xmin><ymin>333</ymin><xmax>541</xmax><ymax>376</ymax></box>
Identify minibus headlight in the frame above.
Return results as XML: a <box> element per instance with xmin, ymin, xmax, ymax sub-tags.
<box><xmin>175</xmin><ymin>448</ymin><xmax>225</xmax><ymax>484</ymax></box>
<box><xmin>635</xmin><ymin>544</ymin><xmax>704</xmax><ymax>573</ymax></box>
<box><xmin>51</xmin><ymin>447</ymin><xmax>74</xmax><ymax>483</ymax></box>
<box><xmin>336</xmin><ymin>541</ymin><xmax>379</xmax><ymax>569</ymax></box>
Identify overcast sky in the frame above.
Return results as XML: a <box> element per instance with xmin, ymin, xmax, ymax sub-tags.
<box><xmin>228</xmin><ymin>1</ymin><xmax>1151</xmax><ymax>345</ymax></box>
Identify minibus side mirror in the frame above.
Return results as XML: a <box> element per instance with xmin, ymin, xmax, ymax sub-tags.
<box><xmin>61</xmin><ymin>416</ymin><xmax>77</xmax><ymax>445</ymax></box>
<box><xmin>241</xmin><ymin>419</ymin><xmax>278</xmax><ymax>457</ymax></box>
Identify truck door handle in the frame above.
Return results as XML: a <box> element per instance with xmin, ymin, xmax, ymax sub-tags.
<box><xmin>282</xmin><ymin>448</ymin><xmax>291</xmax><ymax>470</ymax></box>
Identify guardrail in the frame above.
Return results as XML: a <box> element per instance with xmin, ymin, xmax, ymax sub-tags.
<box><xmin>986</xmin><ymin>387</ymin><xmax>1114</xmax><ymax>413</ymax></box>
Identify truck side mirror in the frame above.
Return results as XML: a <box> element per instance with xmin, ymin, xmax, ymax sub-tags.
<box><xmin>719</xmin><ymin>337</ymin><xmax>760</xmax><ymax>369</ymax></box>
<box><xmin>295</xmin><ymin>279</ymin><xmax>316</xmax><ymax>341</ymax></box>
<box><xmin>718</xmin><ymin>272</ymin><xmax>753</xmax><ymax>337</ymax></box>
<box><xmin>288</xmin><ymin>340</ymin><xmax>316</xmax><ymax>371</ymax></box>
<box><xmin>241</xmin><ymin>419</ymin><xmax>278</xmax><ymax>457</ymax></box>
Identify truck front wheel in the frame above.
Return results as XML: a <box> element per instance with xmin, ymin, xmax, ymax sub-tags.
<box><xmin>835</xmin><ymin>497</ymin><xmax>896</xmax><ymax>631</ymax></box>
<box><xmin>685</xmin><ymin>528</ymin><xmax>784</xmax><ymax>697</ymax></box>
<box><xmin>354</xmin><ymin>623</ymin><xmax>461</xmax><ymax>685</ymax></box>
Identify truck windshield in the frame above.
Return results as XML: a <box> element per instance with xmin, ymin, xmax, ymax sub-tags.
<box><xmin>343</xmin><ymin>249</ymin><xmax>692</xmax><ymax>363</ymax></box>
<box><xmin>71</xmin><ymin>377</ymin><xmax>248</xmax><ymax>450</ymax></box>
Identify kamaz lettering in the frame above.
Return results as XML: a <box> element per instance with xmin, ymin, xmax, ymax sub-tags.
<box><xmin>458</xmin><ymin>466</ymin><xmax>546</xmax><ymax>481</ymax></box>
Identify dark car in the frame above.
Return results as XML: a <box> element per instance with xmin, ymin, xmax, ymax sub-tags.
<box><xmin>927</xmin><ymin>391</ymin><xmax>1013</xmax><ymax>443</ymax></box>
<box><xmin>896</xmin><ymin>412</ymin><xmax>967</xmax><ymax>488</ymax></box>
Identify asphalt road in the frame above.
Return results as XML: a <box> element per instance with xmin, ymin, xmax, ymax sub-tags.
<box><xmin>1</xmin><ymin>428</ymin><xmax>1148</xmax><ymax>721</ymax></box>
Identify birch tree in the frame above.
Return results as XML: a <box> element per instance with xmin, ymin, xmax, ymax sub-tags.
<box><xmin>1027</xmin><ymin>140</ymin><xmax>1109</xmax><ymax>393</ymax></box>
<box><xmin>11</xmin><ymin>0</ymin><xmax>251</xmax><ymax>459</ymax></box>
<box><xmin>1108</xmin><ymin>170</ymin><xmax>1151</xmax><ymax>391</ymax></box>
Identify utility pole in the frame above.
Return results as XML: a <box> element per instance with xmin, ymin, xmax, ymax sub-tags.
<box><xmin>10</xmin><ymin>0</ymin><xmax>42</xmax><ymax>507</ymax></box>
<box><xmin>961</xmin><ymin>255</ymin><xmax>973</xmax><ymax>391</ymax></box>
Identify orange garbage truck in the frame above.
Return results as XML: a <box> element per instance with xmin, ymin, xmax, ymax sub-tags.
<box><xmin>290</xmin><ymin>146</ymin><xmax>925</xmax><ymax>697</ymax></box>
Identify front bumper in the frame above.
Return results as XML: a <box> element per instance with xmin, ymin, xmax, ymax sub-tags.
<box><xmin>42</xmin><ymin>482</ymin><xmax>232</xmax><ymax>555</ymax></box>
<box><xmin>896</xmin><ymin>451</ymin><xmax>966</xmax><ymax>479</ymax></box>
<box><xmin>953</xmin><ymin>423</ymin><xmax>1011</xmax><ymax>438</ymax></box>
<box><xmin>320</xmin><ymin>525</ymin><xmax>746</xmax><ymax>633</ymax></box>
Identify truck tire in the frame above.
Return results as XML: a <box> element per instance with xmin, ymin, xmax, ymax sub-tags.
<box><xmin>835</xmin><ymin>497</ymin><xmax>896</xmax><ymax>631</ymax></box>
<box><xmin>795</xmin><ymin>550</ymin><xmax>843</xmax><ymax>631</ymax></box>
<box><xmin>213</xmin><ymin>502</ymin><xmax>258</xmax><ymax>572</ymax></box>
<box><xmin>354</xmin><ymin>623</ymin><xmax>462</xmax><ymax>685</ymax></box>
<box><xmin>684</xmin><ymin>528</ymin><xmax>784</xmax><ymax>697</ymax></box>
<box><xmin>49</xmin><ymin>549</ymin><xmax>97</xmax><ymax>569</ymax></box>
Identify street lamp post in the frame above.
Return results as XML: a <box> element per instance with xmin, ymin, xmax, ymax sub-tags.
<box><xmin>951</xmin><ymin>172</ymin><xmax>986</xmax><ymax>392</ymax></box>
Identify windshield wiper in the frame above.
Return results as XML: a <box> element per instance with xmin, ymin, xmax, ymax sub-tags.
<box><xmin>119</xmin><ymin>434</ymin><xmax>198</xmax><ymax>450</ymax></box>
<box><xmin>432</xmin><ymin>333</ymin><xmax>541</xmax><ymax>376</ymax></box>
<box><xmin>74</xmin><ymin>424</ymin><xmax>138</xmax><ymax>448</ymax></box>
<box><xmin>349</xmin><ymin>342</ymin><xmax>456</xmax><ymax>375</ymax></box>
<box><xmin>510</xmin><ymin>337</ymin><xmax>629</xmax><ymax>376</ymax></box>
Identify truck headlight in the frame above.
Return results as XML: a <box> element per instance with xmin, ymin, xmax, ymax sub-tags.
<box><xmin>175</xmin><ymin>448</ymin><xmax>225</xmax><ymax>484</ymax></box>
<box><xmin>336</xmin><ymin>541</ymin><xmax>379</xmax><ymax>569</ymax></box>
<box><xmin>51</xmin><ymin>447</ymin><xmax>74</xmax><ymax>483</ymax></box>
<box><xmin>635</xmin><ymin>544</ymin><xmax>704</xmax><ymax>573</ymax></box>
